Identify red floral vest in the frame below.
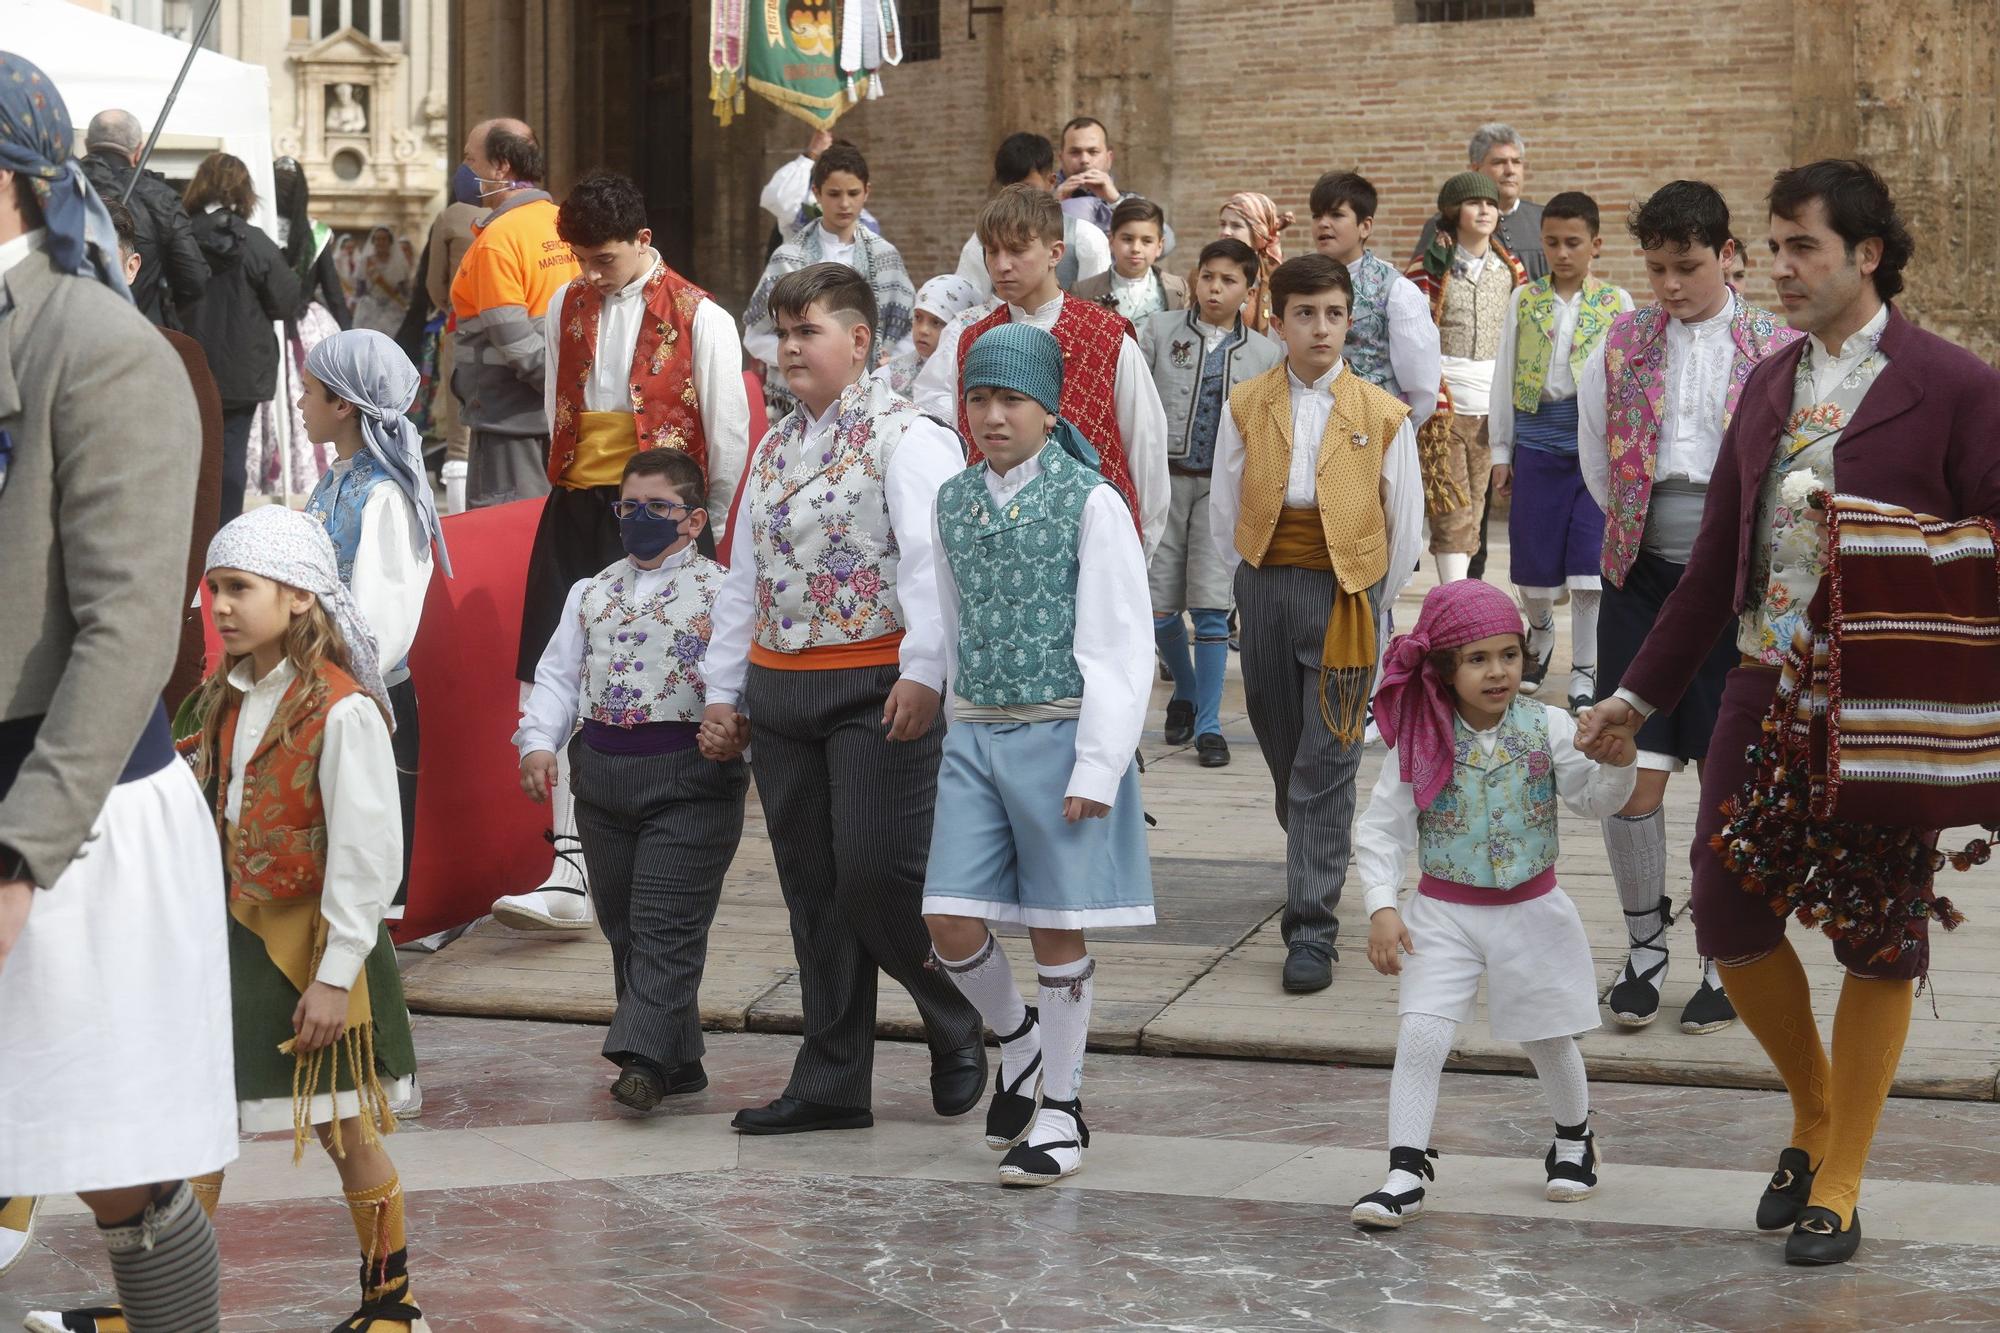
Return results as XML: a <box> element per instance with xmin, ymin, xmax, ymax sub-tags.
<box><xmin>956</xmin><ymin>298</ymin><xmax>1141</xmax><ymax>540</ymax></box>
<box><xmin>213</xmin><ymin>662</ymin><xmax>365</xmax><ymax>905</ymax></box>
<box><xmin>547</xmin><ymin>262</ymin><xmax>711</xmax><ymax>485</ymax></box>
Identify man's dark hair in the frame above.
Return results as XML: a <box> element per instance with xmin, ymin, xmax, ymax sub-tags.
<box><xmin>1628</xmin><ymin>180</ymin><xmax>1731</xmax><ymax>255</ymax></box>
<box><xmin>1309</xmin><ymin>171</ymin><xmax>1377</xmax><ymax>223</ymax></box>
<box><xmin>1197</xmin><ymin>237</ymin><xmax>1260</xmax><ymax>287</ymax></box>
<box><xmin>811</xmin><ymin>144</ymin><xmax>870</xmax><ymax>191</ymax></box>
<box><xmin>770</xmin><ymin>262</ymin><xmax>878</xmax><ymax>349</ymax></box>
<box><xmin>1768</xmin><ymin>158</ymin><xmax>1914</xmax><ymax>301</ymax></box>
<box><xmin>1542</xmin><ymin>191</ymin><xmax>1601</xmax><ymax>236</ymax></box>
<box><xmin>103</xmin><ymin>198</ymin><xmax>139</xmax><ymax>254</ymax></box>
<box><xmin>1109</xmin><ymin>196</ymin><xmax>1165</xmax><ymax>235</ymax></box>
<box><xmin>993</xmin><ymin>132</ymin><xmax>1056</xmax><ymax>186</ymax></box>
<box><xmin>1268</xmin><ymin>254</ymin><xmax>1355</xmax><ymax>319</ymax></box>
<box><xmin>485</xmin><ymin>124</ymin><xmax>545</xmax><ymax>185</ymax></box>
<box><xmin>1060</xmin><ymin>116</ymin><xmax>1107</xmax><ymax>143</ymax></box>
<box><xmin>557</xmin><ymin>171</ymin><xmax>649</xmax><ymax>248</ymax></box>
<box><xmin>623</xmin><ymin>446</ymin><xmax>707</xmax><ymax>506</ymax></box>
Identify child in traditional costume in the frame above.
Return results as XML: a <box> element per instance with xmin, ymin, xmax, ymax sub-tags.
<box><xmin>1138</xmin><ymin>237</ymin><xmax>1282</xmax><ymax>766</ymax></box>
<box><xmin>517</xmin><ymin>448</ymin><xmax>747</xmax><ymax>1113</ymax></box>
<box><xmin>498</xmin><ymin>170</ymin><xmax>749</xmax><ymax>935</ymax></box>
<box><xmin>1406</xmin><ymin>171</ymin><xmax>1526</xmax><ymax>583</ymax></box>
<box><xmin>922</xmin><ymin>324</ymin><xmax>1156</xmax><ymax>1187</ymax></box>
<box><xmin>915</xmin><ymin>184</ymin><xmax>1170</xmax><ymax>562</ymax></box>
<box><xmin>699</xmin><ymin>263</ymin><xmax>983</xmax><ymax>1135</ymax></box>
<box><xmin>1070</xmin><ymin>195</ymin><xmax>1188</xmax><ymax>325</ymax></box>
<box><xmin>1214</xmin><ymin>191</ymin><xmax>1291</xmax><ymax>333</ymax></box>
<box><xmin>1487</xmin><ymin>193</ymin><xmax>1631</xmax><ymax>713</ymax></box>
<box><xmin>185</xmin><ymin>506</ymin><xmax>422</xmax><ymax>1331</ymax></box>
<box><xmin>1309</xmin><ymin>171</ymin><xmax>1440</xmax><ymax>430</ymax></box>
<box><xmin>1207</xmin><ymin>254</ymin><xmax>1424</xmax><ymax>995</ymax></box>
<box><xmin>875</xmin><ymin>274</ymin><xmax>983</xmax><ymax>399</ymax></box>
<box><xmin>1351</xmin><ymin>579</ymin><xmax>1636</xmax><ymax>1231</ymax></box>
<box><xmin>1577</xmin><ymin>181</ymin><xmax>1797</xmax><ymax>1035</ymax></box>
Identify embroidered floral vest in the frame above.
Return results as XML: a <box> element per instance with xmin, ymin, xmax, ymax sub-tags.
<box><xmin>213</xmin><ymin>662</ymin><xmax>363</xmax><ymax>905</ymax></box>
<box><xmin>1511</xmin><ymin>276</ymin><xmax>1622</xmax><ymax>413</ymax></box>
<box><xmin>578</xmin><ymin>555</ymin><xmax>728</xmax><ymax>726</ymax></box>
<box><xmin>1599</xmin><ymin>298</ymin><xmax>1802</xmax><ymax>586</ymax></box>
<box><xmin>1229</xmin><ymin>364</ymin><xmax>1408</xmax><ymax>594</ymax></box>
<box><xmin>1343</xmin><ymin>251</ymin><xmax>1401</xmax><ymax>396</ymax></box>
<box><xmin>547</xmin><ymin>262</ymin><xmax>710</xmax><ymax>485</ymax></box>
<box><xmin>304</xmin><ymin>450</ymin><xmax>398</xmax><ymax>584</ymax></box>
<box><xmin>957</xmin><ymin>298</ymin><xmax>1140</xmax><ymax>540</ymax></box>
<box><xmin>1417</xmin><ymin>699</ymin><xmax>1558</xmax><ymax>890</ymax></box>
<box><xmin>745</xmin><ymin>375</ymin><xmax>920</xmax><ymax>653</ymax></box>
<box><xmin>937</xmin><ymin>441</ymin><xmax>1102</xmax><ymax>707</ymax></box>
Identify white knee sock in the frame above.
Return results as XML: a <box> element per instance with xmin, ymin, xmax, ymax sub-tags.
<box><xmin>1382</xmin><ymin>1013</ymin><xmax>1456</xmax><ymax>1194</ymax></box>
<box><xmin>1603</xmin><ymin>806</ymin><xmax>1669</xmax><ymax>977</ymax></box>
<box><xmin>1521</xmin><ymin>592</ymin><xmax>1557</xmax><ymax>661</ymax></box>
<box><xmin>1520</xmin><ymin>1035</ymin><xmax>1592</xmax><ymax>1167</ymax></box>
<box><xmin>538</xmin><ymin>749</ymin><xmax>588</xmax><ymax>894</ymax></box>
<box><xmin>1036</xmin><ymin>955</ymin><xmax>1094</xmax><ymax>1104</ymax></box>
<box><xmin>1435</xmin><ymin>551</ymin><xmax>1471</xmax><ymax>584</ymax></box>
<box><xmin>1569</xmin><ymin>589</ymin><xmax>1601</xmax><ymax>674</ymax></box>
<box><xmin>936</xmin><ymin>934</ymin><xmax>1036</xmax><ymax>1085</ymax></box>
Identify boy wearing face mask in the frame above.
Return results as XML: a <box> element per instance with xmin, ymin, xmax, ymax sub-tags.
<box><xmin>515</xmin><ymin>448</ymin><xmax>749</xmax><ymax>1112</ymax></box>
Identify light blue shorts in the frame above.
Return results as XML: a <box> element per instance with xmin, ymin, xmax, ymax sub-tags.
<box><xmin>922</xmin><ymin>719</ymin><xmax>1156</xmax><ymax>929</ymax></box>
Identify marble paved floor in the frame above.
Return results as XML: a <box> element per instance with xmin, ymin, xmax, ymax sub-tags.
<box><xmin>8</xmin><ymin>1016</ymin><xmax>2000</xmax><ymax>1332</ymax></box>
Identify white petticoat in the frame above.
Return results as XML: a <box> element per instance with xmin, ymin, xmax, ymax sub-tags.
<box><xmin>0</xmin><ymin>761</ymin><xmax>238</xmax><ymax>1195</ymax></box>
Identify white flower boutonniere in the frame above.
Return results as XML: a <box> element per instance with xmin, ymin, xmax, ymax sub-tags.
<box><xmin>1780</xmin><ymin>469</ymin><xmax>1825</xmax><ymax>509</ymax></box>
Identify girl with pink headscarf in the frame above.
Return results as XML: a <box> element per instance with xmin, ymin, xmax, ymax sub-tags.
<box><xmin>1345</xmin><ymin>578</ymin><xmax>1637</xmax><ymax>1233</ymax></box>
<box><xmin>1217</xmin><ymin>192</ymin><xmax>1293</xmax><ymax>332</ymax></box>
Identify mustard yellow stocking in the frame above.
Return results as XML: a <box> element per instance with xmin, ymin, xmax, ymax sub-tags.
<box><xmin>1716</xmin><ymin>939</ymin><xmax>1832</xmax><ymax>1166</ymax></box>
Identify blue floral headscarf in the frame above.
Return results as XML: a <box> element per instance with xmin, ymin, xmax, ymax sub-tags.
<box><xmin>0</xmin><ymin>52</ymin><xmax>132</xmax><ymax>299</ymax></box>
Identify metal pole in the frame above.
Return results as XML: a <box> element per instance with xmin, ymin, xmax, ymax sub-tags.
<box><xmin>121</xmin><ymin>0</ymin><xmax>224</xmax><ymax>205</ymax></box>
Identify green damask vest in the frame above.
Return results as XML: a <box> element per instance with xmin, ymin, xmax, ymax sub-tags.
<box><xmin>937</xmin><ymin>440</ymin><xmax>1105</xmax><ymax>707</ymax></box>
<box><xmin>1511</xmin><ymin>276</ymin><xmax>1623</xmax><ymax>413</ymax></box>
<box><xmin>1417</xmin><ymin>699</ymin><xmax>1560</xmax><ymax>889</ymax></box>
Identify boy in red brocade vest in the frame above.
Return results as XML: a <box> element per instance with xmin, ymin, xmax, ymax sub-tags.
<box><xmin>493</xmin><ymin>171</ymin><xmax>750</xmax><ymax>934</ymax></box>
<box><xmin>915</xmin><ymin>184</ymin><xmax>1170</xmax><ymax>562</ymax></box>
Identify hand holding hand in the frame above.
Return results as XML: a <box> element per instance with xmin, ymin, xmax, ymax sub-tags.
<box><xmin>1576</xmin><ymin>698</ymin><xmax>1638</xmax><ymax>761</ymax></box>
<box><xmin>1367</xmin><ymin>907</ymin><xmax>1414</xmax><ymax>976</ymax></box>
<box><xmin>882</xmin><ymin>679</ymin><xmax>941</xmax><ymax>742</ymax></box>
<box><xmin>291</xmin><ymin>981</ymin><xmax>350</xmax><ymax>1054</ymax></box>
<box><xmin>1063</xmin><ymin>796</ymin><xmax>1110</xmax><ymax>823</ymax></box>
<box><xmin>699</xmin><ymin>703</ymin><xmax>750</xmax><ymax>761</ymax></box>
<box><xmin>520</xmin><ymin>750</ymin><xmax>559</xmax><ymax>803</ymax></box>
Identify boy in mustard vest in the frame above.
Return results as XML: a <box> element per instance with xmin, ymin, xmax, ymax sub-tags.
<box><xmin>1487</xmin><ymin>192</ymin><xmax>1632</xmax><ymax>713</ymax></box>
<box><xmin>1208</xmin><ymin>254</ymin><xmax>1424</xmax><ymax>993</ymax></box>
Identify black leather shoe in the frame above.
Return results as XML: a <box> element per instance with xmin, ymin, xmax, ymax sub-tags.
<box><xmin>1786</xmin><ymin>1206</ymin><xmax>1861</xmax><ymax>1265</ymax></box>
<box><xmin>931</xmin><ymin>1041</ymin><xmax>989</xmax><ymax>1117</ymax></box>
<box><xmin>1196</xmin><ymin>733</ymin><xmax>1230</xmax><ymax>767</ymax></box>
<box><xmin>610</xmin><ymin>1059</ymin><xmax>708</xmax><ymax>1113</ymax></box>
<box><xmin>1756</xmin><ymin>1147</ymin><xmax>1816</xmax><ymax>1231</ymax></box>
<box><xmin>1282</xmin><ymin>944</ymin><xmax>1334</xmax><ymax>993</ymax></box>
<box><xmin>730</xmin><ymin>1096</ymin><xmax>873</xmax><ymax>1135</ymax></box>
<box><xmin>1164</xmin><ymin>699</ymin><xmax>1196</xmax><ymax>746</ymax></box>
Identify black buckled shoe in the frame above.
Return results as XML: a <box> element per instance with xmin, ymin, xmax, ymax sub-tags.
<box><xmin>1164</xmin><ymin>699</ymin><xmax>1196</xmax><ymax>746</ymax></box>
<box><xmin>1544</xmin><ymin>1121</ymin><xmax>1600</xmax><ymax>1201</ymax></box>
<box><xmin>1786</xmin><ymin>1206</ymin><xmax>1861</xmax><ymax>1266</ymax></box>
<box><xmin>1607</xmin><ymin>895</ymin><xmax>1675</xmax><ymax>1028</ymax></box>
<box><xmin>1350</xmin><ymin>1146</ymin><xmax>1438</xmax><ymax>1230</ymax></box>
<box><xmin>985</xmin><ymin>1010</ymin><xmax>1043</xmax><ymax>1150</ymax></box>
<box><xmin>1282</xmin><ymin>943</ymin><xmax>1334</xmax><ymax>993</ymax></box>
<box><xmin>931</xmin><ymin>1040</ymin><xmax>989</xmax><ymax>1117</ymax></box>
<box><xmin>1756</xmin><ymin>1147</ymin><xmax>1816</xmax><ymax>1230</ymax></box>
<box><xmin>1196</xmin><ymin>733</ymin><xmax>1230</xmax><ymax>768</ymax></box>
<box><xmin>730</xmin><ymin>1096</ymin><xmax>874</xmax><ymax>1135</ymax></box>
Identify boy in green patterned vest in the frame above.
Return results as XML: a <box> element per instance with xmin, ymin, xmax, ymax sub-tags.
<box><xmin>1488</xmin><ymin>192</ymin><xmax>1632</xmax><ymax>713</ymax></box>
<box><xmin>922</xmin><ymin>324</ymin><xmax>1157</xmax><ymax>1188</ymax></box>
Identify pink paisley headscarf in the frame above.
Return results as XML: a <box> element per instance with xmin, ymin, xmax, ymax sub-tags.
<box><xmin>1374</xmin><ymin>579</ymin><xmax>1525</xmax><ymax>810</ymax></box>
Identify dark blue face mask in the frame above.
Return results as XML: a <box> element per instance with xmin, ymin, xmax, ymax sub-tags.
<box><xmin>618</xmin><ymin>511</ymin><xmax>685</xmax><ymax>561</ymax></box>
<box><xmin>450</xmin><ymin>163</ymin><xmax>480</xmax><ymax>207</ymax></box>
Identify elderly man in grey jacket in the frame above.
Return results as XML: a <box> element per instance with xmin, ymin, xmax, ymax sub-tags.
<box><xmin>0</xmin><ymin>52</ymin><xmax>236</xmax><ymax>1329</ymax></box>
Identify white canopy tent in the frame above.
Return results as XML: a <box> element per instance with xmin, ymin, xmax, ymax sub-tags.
<box><xmin>5</xmin><ymin>0</ymin><xmax>279</xmax><ymax>237</ymax></box>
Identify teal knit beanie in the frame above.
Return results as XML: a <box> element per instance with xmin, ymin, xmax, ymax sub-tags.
<box><xmin>960</xmin><ymin>323</ymin><xmax>1064</xmax><ymax>414</ymax></box>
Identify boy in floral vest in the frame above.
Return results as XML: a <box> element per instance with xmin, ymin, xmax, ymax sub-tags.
<box><xmin>914</xmin><ymin>184</ymin><xmax>1170</xmax><ymax>561</ymax></box>
<box><xmin>497</xmin><ymin>170</ymin><xmax>749</xmax><ymax>935</ymax></box>
<box><xmin>1208</xmin><ymin>254</ymin><xmax>1425</xmax><ymax>995</ymax></box>
<box><xmin>1309</xmin><ymin>171</ymin><xmax>1440</xmax><ymax>430</ymax></box>
<box><xmin>697</xmin><ymin>264</ymin><xmax>984</xmax><ymax>1135</ymax></box>
<box><xmin>1576</xmin><ymin>180</ymin><xmax>1801</xmax><ymax>1035</ymax></box>
<box><xmin>1488</xmin><ymin>192</ymin><xmax>1633</xmax><ymax>713</ymax></box>
<box><xmin>923</xmin><ymin>323</ymin><xmax>1156</xmax><ymax>1187</ymax></box>
<box><xmin>517</xmin><ymin>449</ymin><xmax>746</xmax><ymax>1113</ymax></box>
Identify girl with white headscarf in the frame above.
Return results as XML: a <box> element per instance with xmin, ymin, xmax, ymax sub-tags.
<box><xmin>874</xmin><ymin>274</ymin><xmax>987</xmax><ymax>398</ymax></box>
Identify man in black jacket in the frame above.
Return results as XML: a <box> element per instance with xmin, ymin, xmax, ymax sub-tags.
<box><xmin>76</xmin><ymin>108</ymin><xmax>207</xmax><ymax>329</ymax></box>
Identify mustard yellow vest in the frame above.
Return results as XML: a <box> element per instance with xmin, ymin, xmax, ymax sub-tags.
<box><xmin>1230</xmin><ymin>364</ymin><xmax>1410</xmax><ymax>594</ymax></box>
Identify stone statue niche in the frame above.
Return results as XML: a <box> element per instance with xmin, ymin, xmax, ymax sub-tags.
<box><xmin>326</xmin><ymin>82</ymin><xmax>369</xmax><ymax>134</ymax></box>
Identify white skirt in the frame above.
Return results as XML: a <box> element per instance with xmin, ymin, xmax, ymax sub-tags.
<box><xmin>1396</xmin><ymin>885</ymin><xmax>1601</xmax><ymax>1043</ymax></box>
<box><xmin>0</xmin><ymin>761</ymin><xmax>238</xmax><ymax>1195</ymax></box>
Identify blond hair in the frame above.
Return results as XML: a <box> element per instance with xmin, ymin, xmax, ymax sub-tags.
<box><xmin>976</xmin><ymin>183</ymin><xmax>1063</xmax><ymax>253</ymax></box>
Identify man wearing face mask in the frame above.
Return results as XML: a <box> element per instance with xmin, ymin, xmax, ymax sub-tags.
<box><xmin>489</xmin><ymin>169</ymin><xmax>749</xmax><ymax>935</ymax></box>
<box><xmin>449</xmin><ymin>118</ymin><xmax>579</xmax><ymax>509</ymax></box>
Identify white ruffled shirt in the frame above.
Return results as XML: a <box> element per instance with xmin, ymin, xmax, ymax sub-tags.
<box><xmin>1488</xmin><ymin>282</ymin><xmax>1635</xmax><ymax>463</ymax></box>
<box><xmin>1578</xmin><ymin>291</ymin><xmax>1739</xmax><ymax>507</ymax></box>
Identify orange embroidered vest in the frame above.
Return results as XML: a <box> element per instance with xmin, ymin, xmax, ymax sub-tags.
<box><xmin>547</xmin><ymin>262</ymin><xmax>711</xmax><ymax>485</ymax></box>
<box><xmin>213</xmin><ymin>662</ymin><xmax>364</xmax><ymax>904</ymax></box>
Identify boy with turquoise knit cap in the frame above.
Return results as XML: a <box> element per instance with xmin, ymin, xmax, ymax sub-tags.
<box><xmin>922</xmin><ymin>323</ymin><xmax>1156</xmax><ymax>1189</ymax></box>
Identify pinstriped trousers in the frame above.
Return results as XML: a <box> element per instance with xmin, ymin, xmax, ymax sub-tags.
<box><xmin>745</xmin><ymin>663</ymin><xmax>982</xmax><ymax>1107</ymax></box>
<box><xmin>570</xmin><ymin>738</ymin><xmax>750</xmax><ymax>1071</ymax></box>
<box><xmin>1234</xmin><ymin>564</ymin><xmax>1381</xmax><ymax>958</ymax></box>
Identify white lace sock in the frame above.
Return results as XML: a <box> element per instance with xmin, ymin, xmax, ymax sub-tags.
<box><xmin>1521</xmin><ymin>1034</ymin><xmax>1592</xmax><ymax>1168</ymax></box>
<box><xmin>936</xmin><ymin>934</ymin><xmax>1037</xmax><ymax>1085</ymax></box>
<box><xmin>1603</xmin><ymin>806</ymin><xmax>1670</xmax><ymax>980</ymax></box>
<box><xmin>1036</xmin><ymin>955</ymin><xmax>1094</xmax><ymax>1104</ymax></box>
<box><xmin>1569</xmin><ymin>588</ymin><xmax>1601</xmax><ymax>677</ymax></box>
<box><xmin>1521</xmin><ymin>591</ymin><xmax>1558</xmax><ymax>661</ymax></box>
<box><xmin>1382</xmin><ymin>1013</ymin><xmax>1457</xmax><ymax>1195</ymax></box>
